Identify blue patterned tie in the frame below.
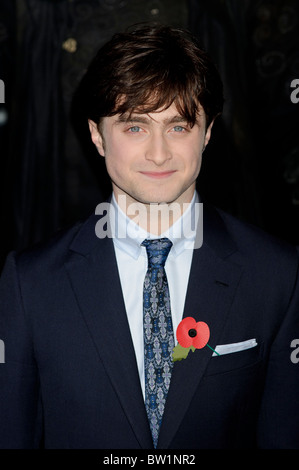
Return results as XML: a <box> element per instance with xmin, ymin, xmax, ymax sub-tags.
<box><xmin>142</xmin><ymin>238</ymin><xmax>174</xmax><ymax>448</ymax></box>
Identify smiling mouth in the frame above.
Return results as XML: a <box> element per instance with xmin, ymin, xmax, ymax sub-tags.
<box><xmin>139</xmin><ymin>170</ymin><xmax>177</xmax><ymax>179</ymax></box>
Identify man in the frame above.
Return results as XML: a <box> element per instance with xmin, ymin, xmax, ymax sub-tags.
<box><xmin>0</xmin><ymin>24</ymin><xmax>299</xmax><ymax>449</ymax></box>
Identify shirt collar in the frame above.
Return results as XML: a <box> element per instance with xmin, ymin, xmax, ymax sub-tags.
<box><xmin>110</xmin><ymin>191</ymin><xmax>201</xmax><ymax>259</ymax></box>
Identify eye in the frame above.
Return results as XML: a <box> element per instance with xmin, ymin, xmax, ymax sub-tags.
<box><xmin>128</xmin><ymin>126</ymin><xmax>141</xmax><ymax>133</ymax></box>
<box><xmin>173</xmin><ymin>125</ymin><xmax>185</xmax><ymax>132</ymax></box>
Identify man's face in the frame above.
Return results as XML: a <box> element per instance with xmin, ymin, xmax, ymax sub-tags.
<box><xmin>89</xmin><ymin>102</ymin><xmax>213</xmax><ymax>207</ymax></box>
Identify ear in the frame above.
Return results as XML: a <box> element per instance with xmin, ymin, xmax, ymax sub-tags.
<box><xmin>203</xmin><ymin>119</ymin><xmax>214</xmax><ymax>151</ymax></box>
<box><xmin>88</xmin><ymin>119</ymin><xmax>105</xmax><ymax>156</ymax></box>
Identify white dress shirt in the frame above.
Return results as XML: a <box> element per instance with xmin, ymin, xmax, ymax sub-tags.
<box><xmin>109</xmin><ymin>192</ymin><xmax>200</xmax><ymax>398</ymax></box>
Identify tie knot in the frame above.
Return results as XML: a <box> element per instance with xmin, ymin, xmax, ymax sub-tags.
<box><xmin>142</xmin><ymin>238</ymin><xmax>173</xmax><ymax>268</ymax></box>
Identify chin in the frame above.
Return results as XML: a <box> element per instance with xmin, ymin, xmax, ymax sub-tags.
<box><xmin>136</xmin><ymin>193</ymin><xmax>183</xmax><ymax>205</ymax></box>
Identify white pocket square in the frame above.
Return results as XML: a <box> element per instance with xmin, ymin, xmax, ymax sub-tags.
<box><xmin>212</xmin><ymin>338</ymin><xmax>258</xmax><ymax>356</ymax></box>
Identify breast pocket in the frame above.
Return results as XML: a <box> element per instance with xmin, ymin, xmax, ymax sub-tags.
<box><xmin>204</xmin><ymin>343</ymin><xmax>263</xmax><ymax>377</ymax></box>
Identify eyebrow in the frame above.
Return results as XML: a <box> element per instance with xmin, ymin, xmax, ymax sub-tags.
<box><xmin>114</xmin><ymin>114</ymin><xmax>190</xmax><ymax>126</ymax></box>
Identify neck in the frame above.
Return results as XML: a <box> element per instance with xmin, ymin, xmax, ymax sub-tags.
<box><xmin>114</xmin><ymin>193</ymin><xmax>194</xmax><ymax>235</ymax></box>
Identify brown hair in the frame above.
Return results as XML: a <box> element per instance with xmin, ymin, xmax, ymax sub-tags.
<box><xmin>79</xmin><ymin>24</ymin><xmax>223</xmax><ymax>129</ymax></box>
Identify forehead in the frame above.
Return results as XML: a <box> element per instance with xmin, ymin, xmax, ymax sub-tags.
<box><xmin>109</xmin><ymin>102</ymin><xmax>206</xmax><ymax>126</ymax></box>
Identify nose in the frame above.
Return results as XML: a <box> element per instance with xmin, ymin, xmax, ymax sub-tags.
<box><xmin>144</xmin><ymin>133</ymin><xmax>172</xmax><ymax>166</ymax></box>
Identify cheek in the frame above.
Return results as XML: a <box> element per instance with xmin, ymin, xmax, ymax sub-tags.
<box><xmin>176</xmin><ymin>134</ymin><xmax>204</xmax><ymax>171</ymax></box>
<box><xmin>104</xmin><ymin>143</ymin><xmax>131</xmax><ymax>180</ymax></box>
<box><xmin>184</xmin><ymin>148</ymin><xmax>202</xmax><ymax>174</ymax></box>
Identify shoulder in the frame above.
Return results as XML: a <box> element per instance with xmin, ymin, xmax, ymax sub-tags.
<box><xmin>202</xmin><ymin>201</ymin><xmax>298</xmax><ymax>275</ymax></box>
<box><xmin>11</xmin><ymin>211</ymin><xmax>105</xmax><ymax>277</ymax></box>
<box><xmin>216</xmin><ymin>207</ymin><xmax>297</xmax><ymax>261</ymax></box>
<box><xmin>208</xmin><ymin>205</ymin><xmax>299</xmax><ymax>295</ymax></box>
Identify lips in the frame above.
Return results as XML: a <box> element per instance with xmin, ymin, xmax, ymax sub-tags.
<box><xmin>139</xmin><ymin>170</ymin><xmax>177</xmax><ymax>179</ymax></box>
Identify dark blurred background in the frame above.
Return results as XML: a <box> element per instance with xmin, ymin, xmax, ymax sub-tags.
<box><xmin>0</xmin><ymin>0</ymin><xmax>299</xmax><ymax>271</ymax></box>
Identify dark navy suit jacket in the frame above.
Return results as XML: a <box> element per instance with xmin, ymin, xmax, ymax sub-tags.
<box><xmin>0</xmin><ymin>203</ymin><xmax>299</xmax><ymax>449</ymax></box>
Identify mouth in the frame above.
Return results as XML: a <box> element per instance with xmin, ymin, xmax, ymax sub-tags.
<box><xmin>139</xmin><ymin>170</ymin><xmax>177</xmax><ymax>179</ymax></box>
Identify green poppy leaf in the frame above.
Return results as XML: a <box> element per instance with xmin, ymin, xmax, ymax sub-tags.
<box><xmin>172</xmin><ymin>343</ymin><xmax>195</xmax><ymax>362</ymax></box>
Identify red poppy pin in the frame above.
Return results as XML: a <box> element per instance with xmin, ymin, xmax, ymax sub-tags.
<box><xmin>172</xmin><ymin>317</ymin><xmax>220</xmax><ymax>361</ymax></box>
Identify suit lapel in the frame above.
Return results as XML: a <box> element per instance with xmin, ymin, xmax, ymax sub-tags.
<box><xmin>158</xmin><ymin>205</ymin><xmax>243</xmax><ymax>449</ymax></box>
<box><xmin>64</xmin><ymin>215</ymin><xmax>153</xmax><ymax>449</ymax></box>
